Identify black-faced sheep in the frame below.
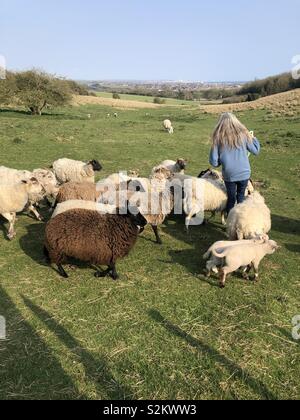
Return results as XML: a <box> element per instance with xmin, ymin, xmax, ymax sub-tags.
<box><xmin>44</xmin><ymin>207</ymin><xmax>147</xmax><ymax>279</ymax></box>
<box><xmin>52</xmin><ymin>158</ymin><xmax>102</xmax><ymax>184</ymax></box>
<box><xmin>151</xmin><ymin>159</ymin><xmax>187</xmax><ymax>176</ymax></box>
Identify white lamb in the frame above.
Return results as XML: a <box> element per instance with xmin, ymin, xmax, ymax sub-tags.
<box><xmin>163</xmin><ymin>119</ymin><xmax>174</xmax><ymax>134</ymax></box>
<box><xmin>0</xmin><ymin>178</ymin><xmax>43</xmax><ymax>240</ymax></box>
<box><xmin>52</xmin><ymin>158</ymin><xmax>102</xmax><ymax>184</ymax></box>
<box><xmin>0</xmin><ymin>166</ymin><xmax>58</xmax><ymax>220</ymax></box>
<box><xmin>151</xmin><ymin>159</ymin><xmax>187</xmax><ymax>176</ymax></box>
<box><xmin>226</xmin><ymin>191</ymin><xmax>271</xmax><ymax>240</ymax></box>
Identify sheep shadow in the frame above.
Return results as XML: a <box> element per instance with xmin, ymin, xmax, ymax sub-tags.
<box><xmin>148</xmin><ymin>309</ymin><xmax>277</xmax><ymax>400</ymax></box>
<box><xmin>0</xmin><ymin>285</ymin><xmax>81</xmax><ymax>399</ymax></box>
<box><xmin>21</xmin><ymin>296</ymin><xmax>133</xmax><ymax>399</ymax></box>
<box><xmin>161</xmin><ymin>214</ymin><xmax>228</xmax><ymax>284</ymax></box>
<box><xmin>19</xmin><ymin>221</ymin><xmax>47</xmax><ymax>267</ymax></box>
<box><xmin>271</xmin><ymin>214</ymin><xmax>300</xmax><ymax>237</ymax></box>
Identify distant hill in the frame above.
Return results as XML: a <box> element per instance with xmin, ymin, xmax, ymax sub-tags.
<box><xmin>201</xmin><ymin>88</ymin><xmax>300</xmax><ymax>116</ymax></box>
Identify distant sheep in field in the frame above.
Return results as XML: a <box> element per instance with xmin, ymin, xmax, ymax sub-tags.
<box><xmin>151</xmin><ymin>159</ymin><xmax>187</xmax><ymax>176</ymax></box>
<box><xmin>0</xmin><ymin>178</ymin><xmax>43</xmax><ymax>240</ymax></box>
<box><xmin>52</xmin><ymin>158</ymin><xmax>102</xmax><ymax>184</ymax></box>
<box><xmin>114</xmin><ymin>113</ymin><xmax>118</xmax><ymax>118</ymax></box>
<box><xmin>226</xmin><ymin>191</ymin><xmax>271</xmax><ymax>240</ymax></box>
<box><xmin>163</xmin><ymin>119</ymin><xmax>174</xmax><ymax>134</ymax></box>
<box><xmin>44</xmin><ymin>206</ymin><xmax>148</xmax><ymax>279</ymax></box>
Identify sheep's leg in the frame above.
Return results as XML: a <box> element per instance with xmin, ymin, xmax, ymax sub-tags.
<box><xmin>152</xmin><ymin>225</ymin><xmax>162</xmax><ymax>245</ymax></box>
<box><xmin>95</xmin><ymin>267</ymin><xmax>111</xmax><ymax>278</ymax></box>
<box><xmin>57</xmin><ymin>264</ymin><xmax>69</xmax><ymax>279</ymax></box>
<box><xmin>242</xmin><ymin>265</ymin><xmax>252</xmax><ymax>280</ymax></box>
<box><xmin>221</xmin><ymin>212</ymin><xmax>227</xmax><ymax>226</ymax></box>
<box><xmin>28</xmin><ymin>204</ymin><xmax>43</xmax><ymax>221</ymax></box>
<box><xmin>109</xmin><ymin>263</ymin><xmax>119</xmax><ymax>281</ymax></box>
<box><xmin>219</xmin><ymin>268</ymin><xmax>227</xmax><ymax>288</ymax></box>
<box><xmin>252</xmin><ymin>261</ymin><xmax>260</xmax><ymax>282</ymax></box>
<box><xmin>2</xmin><ymin>213</ymin><xmax>16</xmax><ymax>240</ymax></box>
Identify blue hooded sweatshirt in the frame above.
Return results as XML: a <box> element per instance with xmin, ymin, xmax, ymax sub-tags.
<box><xmin>209</xmin><ymin>138</ymin><xmax>260</xmax><ymax>182</ymax></box>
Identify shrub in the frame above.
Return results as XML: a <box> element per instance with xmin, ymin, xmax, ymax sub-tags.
<box><xmin>112</xmin><ymin>93</ymin><xmax>121</xmax><ymax>100</ymax></box>
<box><xmin>153</xmin><ymin>97</ymin><xmax>166</xmax><ymax>104</ymax></box>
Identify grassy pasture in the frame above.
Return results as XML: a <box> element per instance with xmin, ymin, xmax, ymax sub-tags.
<box><xmin>0</xmin><ymin>104</ymin><xmax>299</xmax><ymax>400</ymax></box>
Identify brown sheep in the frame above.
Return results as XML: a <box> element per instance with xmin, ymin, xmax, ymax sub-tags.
<box><xmin>44</xmin><ymin>207</ymin><xmax>147</xmax><ymax>280</ymax></box>
<box><xmin>55</xmin><ymin>182</ymin><xmax>103</xmax><ymax>204</ymax></box>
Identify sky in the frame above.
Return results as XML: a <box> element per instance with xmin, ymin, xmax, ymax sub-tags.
<box><xmin>1</xmin><ymin>0</ymin><xmax>300</xmax><ymax>81</ymax></box>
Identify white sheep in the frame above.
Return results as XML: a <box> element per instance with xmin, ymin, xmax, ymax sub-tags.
<box><xmin>214</xmin><ymin>239</ymin><xmax>279</xmax><ymax>288</ymax></box>
<box><xmin>226</xmin><ymin>191</ymin><xmax>272</xmax><ymax>240</ymax></box>
<box><xmin>173</xmin><ymin>174</ymin><xmax>229</xmax><ymax>228</ymax></box>
<box><xmin>52</xmin><ymin>200</ymin><xmax>117</xmax><ymax>218</ymax></box>
<box><xmin>203</xmin><ymin>237</ymin><xmax>269</xmax><ymax>278</ymax></box>
<box><xmin>52</xmin><ymin>158</ymin><xmax>102</xmax><ymax>184</ymax></box>
<box><xmin>163</xmin><ymin>119</ymin><xmax>174</xmax><ymax>134</ymax></box>
<box><xmin>151</xmin><ymin>159</ymin><xmax>187</xmax><ymax>176</ymax></box>
<box><xmin>0</xmin><ymin>166</ymin><xmax>59</xmax><ymax>220</ymax></box>
<box><xmin>0</xmin><ymin>178</ymin><xmax>43</xmax><ymax>240</ymax></box>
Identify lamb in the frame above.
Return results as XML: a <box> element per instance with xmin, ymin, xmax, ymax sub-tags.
<box><xmin>203</xmin><ymin>237</ymin><xmax>269</xmax><ymax>278</ymax></box>
<box><xmin>52</xmin><ymin>200</ymin><xmax>117</xmax><ymax>218</ymax></box>
<box><xmin>163</xmin><ymin>119</ymin><xmax>174</xmax><ymax>134</ymax></box>
<box><xmin>213</xmin><ymin>239</ymin><xmax>280</xmax><ymax>288</ymax></box>
<box><xmin>0</xmin><ymin>178</ymin><xmax>43</xmax><ymax>240</ymax></box>
<box><xmin>226</xmin><ymin>191</ymin><xmax>271</xmax><ymax>240</ymax></box>
<box><xmin>151</xmin><ymin>159</ymin><xmax>187</xmax><ymax>176</ymax></box>
<box><xmin>0</xmin><ymin>166</ymin><xmax>59</xmax><ymax>220</ymax></box>
<box><xmin>52</xmin><ymin>158</ymin><xmax>102</xmax><ymax>184</ymax></box>
<box><xmin>44</xmin><ymin>206</ymin><xmax>148</xmax><ymax>279</ymax></box>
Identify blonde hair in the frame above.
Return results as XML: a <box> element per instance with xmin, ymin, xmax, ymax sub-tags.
<box><xmin>212</xmin><ymin>113</ymin><xmax>253</xmax><ymax>149</ymax></box>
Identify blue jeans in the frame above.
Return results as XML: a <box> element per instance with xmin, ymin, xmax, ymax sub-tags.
<box><xmin>225</xmin><ymin>180</ymin><xmax>249</xmax><ymax>215</ymax></box>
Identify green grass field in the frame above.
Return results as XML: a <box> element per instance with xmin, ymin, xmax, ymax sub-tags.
<box><xmin>0</xmin><ymin>104</ymin><xmax>300</xmax><ymax>400</ymax></box>
<box><xmin>95</xmin><ymin>91</ymin><xmax>219</xmax><ymax>106</ymax></box>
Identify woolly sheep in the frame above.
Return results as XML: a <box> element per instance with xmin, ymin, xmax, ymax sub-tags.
<box><xmin>52</xmin><ymin>200</ymin><xmax>117</xmax><ymax>218</ymax></box>
<box><xmin>44</xmin><ymin>206</ymin><xmax>148</xmax><ymax>279</ymax></box>
<box><xmin>173</xmin><ymin>174</ymin><xmax>229</xmax><ymax>228</ymax></box>
<box><xmin>151</xmin><ymin>159</ymin><xmax>187</xmax><ymax>176</ymax></box>
<box><xmin>54</xmin><ymin>182</ymin><xmax>103</xmax><ymax>206</ymax></box>
<box><xmin>213</xmin><ymin>239</ymin><xmax>279</xmax><ymax>288</ymax></box>
<box><xmin>0</xmin><ymin>166</ymin><xmax>58</xmax><ymax>220</ymax></box>
<box><xmin>52</xmin><ymin>158</ymin><xmax>102</xmax><ymax>184</ymax></box>
<box><xmin>203</xmin><ymin>237</ymin><xmax>268</xmax><ymax>278</ymax></box>
<box><xmin>98</xmin><ymin>168</ymin><xmax>174</xmax><ymax>244</ymax></box>
<box><xmin>0</xmin><ymin>178</ymin><xmax>43</xmax><ymax>240</ymax></box>
<box><xmin>163</xmin><ymin>119</ymin><xmax>174</xmax><ymax>134</ymax></box>
<box><xmin>226</xmin><ymin>191</ymin><xmax>271</xmax><ymax>240</ymax></box>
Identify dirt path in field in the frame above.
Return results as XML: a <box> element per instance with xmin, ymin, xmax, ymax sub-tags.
<box><xmin>72</xmin><ymin>94</ymin><xmax>162</xmax><ymax>110</ymax></box>
<box><xmin>200</xmin><ymin>89</ymin><xmax>300</xmax><ymax>115</ymax></box>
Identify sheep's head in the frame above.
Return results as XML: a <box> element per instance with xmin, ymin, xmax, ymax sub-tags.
<box><xmin>22</xmin><ymin>177</ymin><xmax>44</xmax><ymax>200</ymax></box>
<box><xmin>176</xmin><ymin>159</ymin><xmax>187</xmax><ymax>171</ymax></box>
<box><xmin>198</xmin><ymin>169</ymin><xmax>222</xmax><ymax>181</ymax></box>
<box><xmin>88</xmin><ymin>160</ymin><xmax>103</xmax><ymax>172</ymax></box>
<box><xmin>266</xmin><ymin>240</ymin><xmax>280</xmax><ymax>254</ymax></box>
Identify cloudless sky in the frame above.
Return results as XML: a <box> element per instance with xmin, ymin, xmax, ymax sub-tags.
<box><xmin>1</xmin><ymin>0</ymin><xmax>300</xmax><ymax>81</ymax></box>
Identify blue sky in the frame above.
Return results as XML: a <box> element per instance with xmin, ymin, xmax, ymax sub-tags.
<box><xmin>1</xmin><ymin>0</ymin><xmax>299</xmax><ymax>81</ymax></box>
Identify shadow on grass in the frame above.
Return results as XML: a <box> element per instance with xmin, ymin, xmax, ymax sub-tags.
<box><xmin>19</xmin><ymin>221</ymin><xmax>47</xmax><ymax>266</ymax></box>
<box><xmin>148</xmin><ymin>309</ymin><xmax>277</xmax><ymax>400</ymax></box>
<box><xmin>0</xmin><ymin>108</ymin><xmax>88</xmax><ymax>120</ymax></box>
<box><xmin>0</xmin><ymin>285</ymin><xmax>81</xmax><ymax>399</ymax></box>
<box><xmin>161</xmin><ymin>215</ymin><xmax>227</xmax><ymax>283</ymax></box>
<box><xmin>285</xmin><ymin>243</ymin><xmax>300</xmax><ymax>253</ymax></box>
<box><xmin>22</xmin><ymin>296</ymin><xmax>133</xmax><ymax>399</ymax></box>
<box><xmin>272</xmin><ymin>214</ymin><xmax>300</xmax><ymax>237</ymax></box>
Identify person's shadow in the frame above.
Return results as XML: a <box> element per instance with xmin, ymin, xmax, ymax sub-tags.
<box><xmin>148</xmin><ymin>309</ymin><xmax>277</xmax><ymax>400</ymax></box>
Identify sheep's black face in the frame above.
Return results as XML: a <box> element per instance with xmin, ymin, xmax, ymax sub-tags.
<box><xmin>90</xmin><ymin>160</ymin><xmax>102</xmax><ymax>172</ymax></box>
<box><xmin>177</xmin><ymin>159</ymin><xmax>187</xmax><ymax>171</ymax></box>
<box><xmin>198</xmin><ymin>169</ymin><xmax>210</xmax><ymax>178</ymax></box>
<box><xmin>129</xmin><ymin>211</ymin><xmax>148</xmax><ymax>228</ymax></box>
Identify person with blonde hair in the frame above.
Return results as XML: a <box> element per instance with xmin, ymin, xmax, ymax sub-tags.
<box><xmin>209</xmin><ymin>112</ymin><xmax>260</xmax><ymax>215</ymax></box>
